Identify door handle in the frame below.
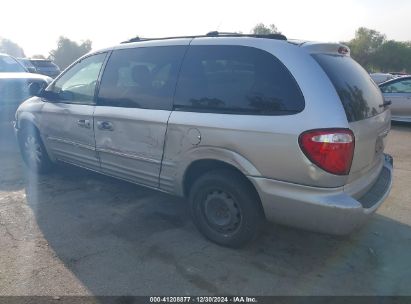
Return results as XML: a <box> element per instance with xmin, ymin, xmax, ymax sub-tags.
<box><xmin>77</xmin><ymin>119</ymin><xmax>91</xmax><ymax>129</ymax></box>
<box><xmin>97</xmin><ymin>121</ymin><xmax>114</xmax><ymax>131</ymax></box>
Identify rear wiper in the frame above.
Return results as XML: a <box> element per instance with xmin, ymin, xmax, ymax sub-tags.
<box><xmin>379</xmin><ymin>100</ymin><xmax>392</xmax><ymax>108</ymax></box>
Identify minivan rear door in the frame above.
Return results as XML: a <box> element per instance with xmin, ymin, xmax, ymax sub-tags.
<box><xmin>312</xmin><ymin>52</ymin><xmax>391</xmax><ymax>183</ymax></box>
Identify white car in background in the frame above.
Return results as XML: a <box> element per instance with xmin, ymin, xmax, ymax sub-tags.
<box><xmin>370</xmin><ymin>72</ymin><xmax>396</xmax><ymax>84</ymax></box>
<box><xmin>379</xmin><ymin>76</ymin><xmax>411</xmax><ymax>122</ymax></box>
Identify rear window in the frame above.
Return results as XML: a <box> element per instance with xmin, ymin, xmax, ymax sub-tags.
<box><xmin>174</xmin><ymin>45</ymin><xmax>305</xmax><ymax>115</ymax></box>
<box><xmin>313</xmin><ymin>54</ymin><xmax>384</xmax><ymax>122</ymax></box>
<box><xmin>30</xmin><ymin>60</ymin><xmax>55</xmax><ymax>68</ymax></box>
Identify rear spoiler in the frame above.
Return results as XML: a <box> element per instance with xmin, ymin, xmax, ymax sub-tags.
<box><xmin>300</xmin><ymin>42</ymin><xmax>350</xmax><ymax>56</ymax></box>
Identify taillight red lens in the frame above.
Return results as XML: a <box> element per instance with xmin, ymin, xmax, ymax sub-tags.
<box><xmin>299</xmin><ymin>129</ymin><xmax>355</xmax><ymax>175</ymax></box>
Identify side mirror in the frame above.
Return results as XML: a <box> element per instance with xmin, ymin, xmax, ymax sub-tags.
<box><xmin>28</xmin><ymin>81</ymin><xmax>46</xmax><ymax>97</ymax></box>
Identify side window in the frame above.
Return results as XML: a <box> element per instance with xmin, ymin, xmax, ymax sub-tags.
<box><xmin>381</xmin><ymin>79</ymin><xmax>411</xmax><ymax>93</ymax></box>
<box><xmin>173</xmin><ymin>45</ymin><xmax>305</xmax><ymax>115</ymax></box>
<box><xmin>47</xmin><ymin>53</ymin><xmax>106</xmax><ymax>104</ymax></box>
<box><xmin>97</xmin><ymin>46</ymin><xmax>186</xmax><ymax>110</ymax></box>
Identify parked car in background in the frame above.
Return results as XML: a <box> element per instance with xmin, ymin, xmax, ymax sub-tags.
<box><xmin>17</xmin><ymin>58</ymin><xmax>37</xmax><ymax>73</ymax></box>
<box><xmin>29</xmin><ymin>59</ymin><xmax>61</xmax><ymax>78</ymax></box>
<box><xmin>0</xmin><ymin>53</ymin><xmax>52</xmax><ymax>124</ymax></box>
<box><xmin>370</xmin><ymin>72</ymin><xmax>396</xmax><ymax>84</ymax></box>
<box><xmin>15</xmin><ymin>33</ymin><xmax>393</xmax><ymax>247</ymax></box>
<box><xmin>379</xmin><ymin>76</ymin><xmax>411</xmax><ymax>122</ymax></box>
<box><xmin>0</xmin><ymin>53</ymin><xmax>28</xmax><ymax>73</ymax></box>
<box><xmin>389</xmin><ymin>72</ymin><xmax>410</xmax><ymax>77</ymax></box>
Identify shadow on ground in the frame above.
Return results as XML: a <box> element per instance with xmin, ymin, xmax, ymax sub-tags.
<box><xmin>23</xmin><ymin>169</ymin><xmax>411</xmax><ymax>295</ymax></box>
<box><xmin>1</xmin><ymin>124</ymin><xmax>411</xmax><ymax>295</ymax></box>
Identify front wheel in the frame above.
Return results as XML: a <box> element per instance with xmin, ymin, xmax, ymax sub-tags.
<box><xmin>18</xmin><ymin>125</ymin><xmax>52</xmax><ymax>174</ymax></box>
<box><xmin>189</xmin><ymin>169</ymin><xmax>265</xmax><ymax>247</ymax></box>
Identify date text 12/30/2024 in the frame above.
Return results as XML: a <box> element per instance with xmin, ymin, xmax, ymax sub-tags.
<box><xmin>150</xmin><ymin>297</ymin><xmax>258</xmax><ymax>303</ymax></box>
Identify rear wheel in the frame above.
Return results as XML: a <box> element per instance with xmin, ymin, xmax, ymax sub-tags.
<box><xmin>189</xmin><ymin>169</ymin><xmax>265</xmax><ymax>247</ymax></box>
<box><xmin>18</xmin><ymin>125</ymin><xmax>52</xmax><ymax>174</ymax></box>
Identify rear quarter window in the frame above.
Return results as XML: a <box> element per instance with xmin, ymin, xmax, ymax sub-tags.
<box><xmin>312</xmin><ymin>54</ymin><xmax>384</xmax><ymax>122</ymax></box>
<box><xmin>173</xmin><ymin>45</ymin><xmax>305</xmax><ymax>115</ymax></box>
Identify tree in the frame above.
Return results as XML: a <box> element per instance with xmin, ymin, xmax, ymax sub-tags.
<box><xmin>49</xmin><ymin>37</ymin><xmax>92</xmax><ymax>70</ymax></box>
<box><xmin>0</xmin><ymin>38</ymin><xmax>25</xmax><ymax>57</ymax></box>
<box><xmin>343</xmin><ymin>27</ymin><xmax>411</xmax><ymax>73</ymax></box>
<box><xmin>344</xmin><ymin>27</ymin><xmax>386</xmax><ymax>70</ymax></box>
<box><xmin>251</xmin><ymin>23</ymin><xmax>281</xmax><ymax>35</ymax></box>
<box><xmin>372</xmin><ymin>41</ymin><xmax>411</xmax><ymax>72</ymax></box>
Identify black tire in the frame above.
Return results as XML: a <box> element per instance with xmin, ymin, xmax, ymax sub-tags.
<box><xmin>189</xmin><ymin>169</ymin><xmax>265</xmax><ymax>247</ymax></box>
<box><xmin>18</xmin><ymin>125</ymin><xmax>52</xmax><ymax>174</ymax></box>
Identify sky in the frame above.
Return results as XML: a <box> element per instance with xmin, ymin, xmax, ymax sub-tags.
<box><xmin>2</xmin><ymin>0</ymin><xmax>411</xmax><ymax>57</ymax></box>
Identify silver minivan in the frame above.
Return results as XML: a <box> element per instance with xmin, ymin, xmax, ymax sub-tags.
<box><xmin>15</xmin><ymin>33</ymin><xmax>393</xmax><ymax>247</ymax></box>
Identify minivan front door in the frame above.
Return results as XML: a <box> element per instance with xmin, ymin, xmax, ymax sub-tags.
<box><xmin>39</xmin><ymin>53</ymin><xmax>107</xmax><ymax>170</ymax></box>
<box><xmin>94</xmin><ymin>45</ymin><xmax>188</xmax><ymax>188</ymax></box>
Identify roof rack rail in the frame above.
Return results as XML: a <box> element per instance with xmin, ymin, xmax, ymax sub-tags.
<box><xmin>121</xmin><ymin>32</ymin><xmax>287</xmax><ymax>44</ymax></box>
<box><xmin>121</xmin><ymin>35</ymin><xmax>197</xmax><ymax>44</ymax></box>
<box><xmin>124</xmin><ymin>36</ymin><xmax>141</xmax><ymax>43</ymax></box>
<box><xmin>206</xmin><ymin>31</ymin><xmax>287</xmax><ymax>40</ymax></box>
<box><xmin>206</xmin><ymin>31</ymin><xmax>241</xmax><ymax>36</ymax></box>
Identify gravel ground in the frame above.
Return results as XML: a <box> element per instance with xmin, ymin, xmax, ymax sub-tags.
<box><xmin>0</xmin><ymin>122</ymin><xmax>410</xmax><ymax>296</ymax></box>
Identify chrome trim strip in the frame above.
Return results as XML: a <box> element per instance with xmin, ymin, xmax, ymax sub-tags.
<box><xmin>97</xmin><ymin>148</ymin><xmax>161</xmax><ymax>164</ymax></box>
<box><xmin>48</xmin><ymin>137</ymin><xmax>160</xmax><ymax>164</ymax></box>
<box><xmin>100</xmin><ymin>160</ymin><xmax>159</xmax><ymax>180</ymax></box>
<box><xmin>47</xmin><ymin>136</ymin><xmax>96</xmax><ymax>151</ymax></box>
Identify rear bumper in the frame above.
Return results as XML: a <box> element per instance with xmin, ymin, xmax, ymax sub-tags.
<box><xmin>249</xmin><ymin>154</ymin><xmax>393</xmax><ymax>235</ymax></box>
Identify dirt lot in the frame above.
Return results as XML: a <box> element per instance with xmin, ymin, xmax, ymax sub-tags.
<box><xmin>0</xmin><ymin>122</ymin><xmax>410</xmax><ymax>296</ymax></box>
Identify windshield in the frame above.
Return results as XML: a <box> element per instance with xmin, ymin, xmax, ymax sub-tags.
<box><xmin>0</xmin><ymin>55</ymin><xmax>27</xmax><ymax>72</ymax></box>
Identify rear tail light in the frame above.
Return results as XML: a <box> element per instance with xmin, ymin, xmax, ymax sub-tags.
<box><xmin>299</xmin><ymin>129</ymin><xmax>355</xmax><ymax>175</ymax></box>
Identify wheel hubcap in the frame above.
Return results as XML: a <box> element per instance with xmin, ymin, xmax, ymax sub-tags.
<box><xmin>24</xmin><ymin>135</ymin><xmax>41</xmax><ymax>164</ymax></box>
<box><xmin>203</xmin><ymin>190</ymin><xmax>241</xmax><ymax>234</ymax></box>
